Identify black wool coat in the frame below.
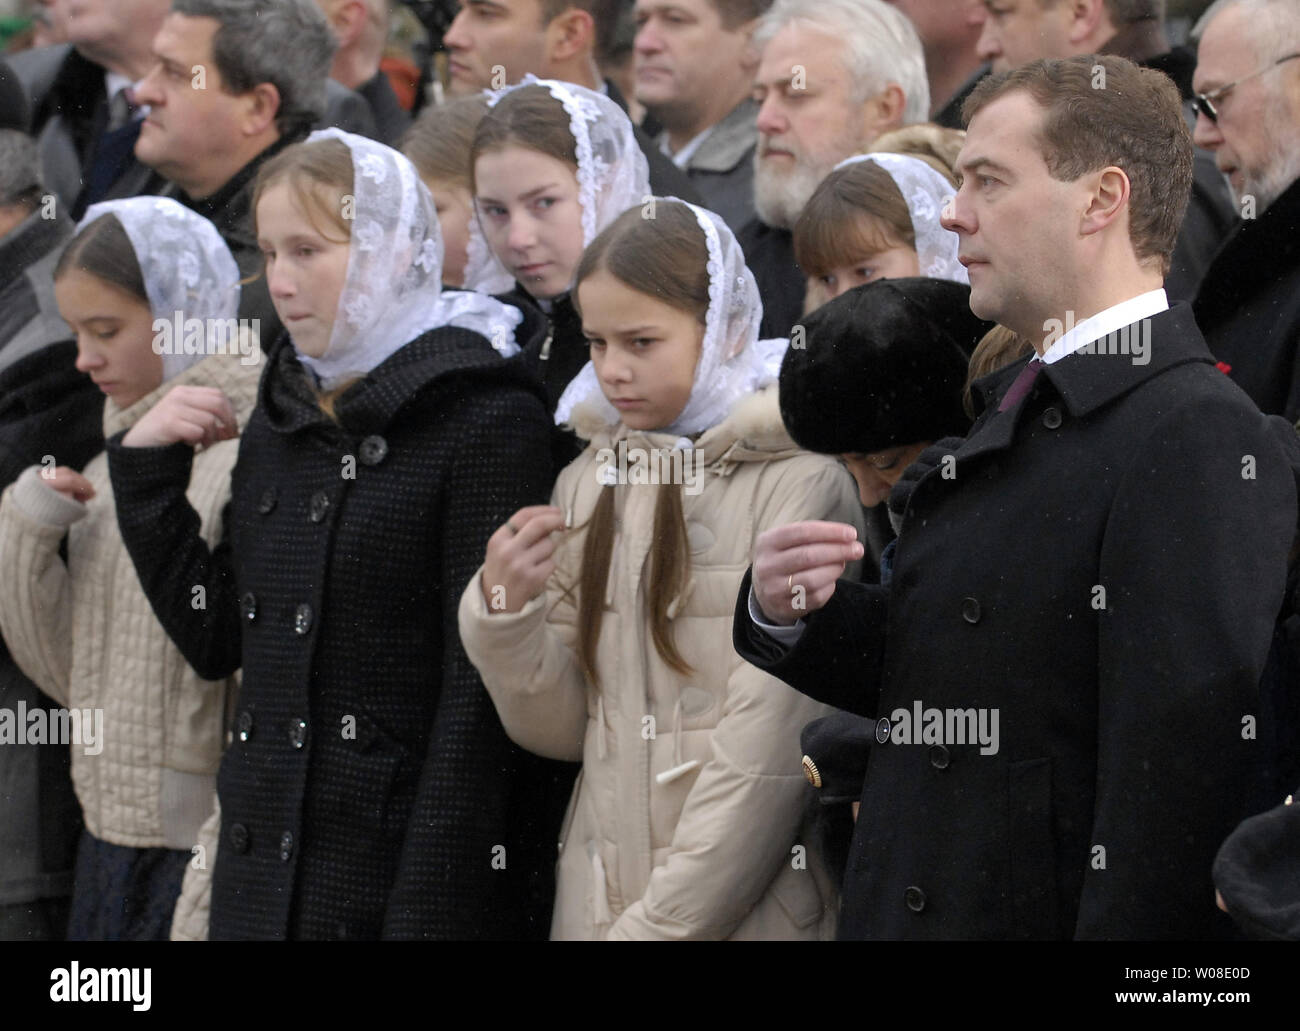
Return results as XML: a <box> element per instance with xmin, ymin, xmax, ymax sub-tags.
<box><xmin>107</xmin><ymin>326</ymin><xmax>567</xmax><ymax>939</ymax></box>
<box><xmin>498</xmin><ymin>285</ymin><xmax>588</xmax><ymax>470</ymax></box>
<box><xmin>735</xmin><ymin>305</ymin><xmax>1298</xmax><ymax>939</ymax></box>
<box><xmin>1194</xmin><ymin>176</ymin><xmax>1300</xmax><ymax>422</ymax></box>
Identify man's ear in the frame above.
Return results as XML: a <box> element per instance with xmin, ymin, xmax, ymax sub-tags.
<box><xmin>546</xmin><ymin>8</ymin><xmax>596</xmax><ymax>64</ymax></box>
<box><xmin>241</xmin><ymin>82</ymin><xmax>282</xmax><ymax>137</ymax></box>
<box><xmin>861</xmin><ymin>83</ymin><xmax>907</xmax><ymax>140</ymax></box>
<box><xmin>1066</xmin><ymin>0</ymin><xmax>1109</xmax><ymax>48</ymax></box>
<box><xmin>1079</xmin><ymin>165</ymin><xmax>1130</xmax><ymax>238</ymax></box>
<box><xmin>736</xmin><ymin>17</ymin><xmax>763</xmax><ymax>72</ymax></box>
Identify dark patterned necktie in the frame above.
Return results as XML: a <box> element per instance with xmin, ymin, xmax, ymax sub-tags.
<box><xmin>108</xmin><ymin>84</ymin><xmax>139</xmax><ymax>130</ymax></box>
<box><xmin>997</xmin><ymin>357</ymin><xmax>1044</xmax><ymax>413</ymax></box>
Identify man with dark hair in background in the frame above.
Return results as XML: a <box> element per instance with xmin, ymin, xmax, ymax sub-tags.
<box><xmin>631</xmin><ymin>0</ymin><xmax>768</xmax><ymax>231</ymax></box>
<box><xmin>885</xmin><ymin>0</ymin><xmax>989</xmax><ymax>128</ymax></box>
<box><xmin>131</xmin><ymin>0</ymin><xmax>338</xmax><ymax>346</ymax></box>
<box><xmin>441</xmin><ymin>0</ymin><xmax>700</xmax><ymax>200</ymax></box>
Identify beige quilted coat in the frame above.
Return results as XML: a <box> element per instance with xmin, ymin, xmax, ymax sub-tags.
<box><xmin>0</xmin><ymin>349</ymin><xmax>259</xmax><ymax>853</ymax></box>
<box><xmin>459</xmin><ymin>385</ymin><xmax>865</xmax><ymax>939</ymax></box>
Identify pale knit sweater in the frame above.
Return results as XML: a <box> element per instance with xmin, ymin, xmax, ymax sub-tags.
<box><xmin>0</xmin><ymin>348</ymin><xmax>259</xmax><ymax>851</ymax></box>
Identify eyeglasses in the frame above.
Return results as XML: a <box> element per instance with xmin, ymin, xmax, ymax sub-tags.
<box><xmin>1193</xmin><ymin>52</ymin><xmax>1300</xmax><ymax>123</ymax></box>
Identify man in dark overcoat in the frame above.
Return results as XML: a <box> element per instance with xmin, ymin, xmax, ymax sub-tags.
<box><xmin>733</xmin><ymin>54</ymin><xmax>1299</xmax><ymax>939</ymax></box>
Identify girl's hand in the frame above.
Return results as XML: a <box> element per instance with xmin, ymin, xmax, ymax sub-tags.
<box><xmin>44</xmin><ymin>467</ymin><xmax>95</xmax><ymax>504</ymax></box>
<box><xmin>121</xmin><ymin>386</ymin><xmax>239</xmax><ymax>450</ymax></box>
<box><xmin>480</xmin><ymin>505</ymin><xmax>567</xmax><ymax>614</ymax></box>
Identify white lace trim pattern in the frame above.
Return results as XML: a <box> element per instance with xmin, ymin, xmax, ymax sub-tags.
<box><xmin>554</xmin><ymin>197</ymin><xmax>784</xmax><ymax>438</ymax></box>
<box><xmin>296</xmin><ymin>129</ymin><xmax>523</xmax><ymax>389</ymax></box>
<box><xmin>77</xmin><ymin>197</ymin><xmax>241</xmax><ymax>382</ymax></box>
<box><xmin>464</xmin><ymin>76</ymin><xmax>650</xmax><ymax>296</ymax></box>
<box><xmin>833</xmin><ymin>152</ymin><xmax>968</xmax><ymax>285</ymax></box>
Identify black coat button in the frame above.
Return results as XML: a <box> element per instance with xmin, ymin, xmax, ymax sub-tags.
<box><xmin>875</xmin><ymin>716</ymin><xmax>892</xmax><ymax>744</ymax></box>
<box><xmin>359</xmin><ymin>435</ymin><xmax>388</xmax><ymax>466</ymax></box>
<box><xmin>905</xmin><ymin>886</ymin><xmax>927</xmax><ymax>912</ymax></box>
<box><xmin>279</xmin><ymin>831</ymin><xmax>294</xmax><ymax>861</ymax></box>
<box><xmin>929</xmin><ymin>744</ymin><xmax>950</xmax><ymax>769</ymax></box>
<box><xmin>288</xmin><ymin>718</ymin><xmax>308</xmax><ymax>749</ymax></box>
<box><xmin>237</xmin><ymin>710</ymin><xmax>254</xmax><ymax>743</ymax></box>
<box><xmin>240</xmin><ymin>592</ymin><xmax>257</xmax><ymax>623</ymax></box>
<box><xmin>961</xmin><ymin>597</ymin><xmax>981</xmax><ymax>624</ymax></box>
<box><xmin>258</xmin><ymin>487</ymin><xmax>277</xmax><ymax>515</ymax></box>
<box><xmin>1042</xmin><ymin>407</ymin><xmax>1062</xmax><ymax>430</ymax></box>
<box><xmin>293</xmin><ymin>603</ymin><xmax>313</xmax><ymax>635</ymax></box>
<box><xmin>229</xmin><ymin>823</ymin><xmax>250</xmax><ymax>854</ymax></box>
<box><xmin>309</xmin><ymin>491</ymin><xmax>330</xmax><ymax>523</ymax></box>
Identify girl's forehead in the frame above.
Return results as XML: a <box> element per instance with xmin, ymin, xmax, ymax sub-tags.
<box><xmin>474</xmin><ymin>145</ymin><xmax>579</xmax><ymax>190</ymax></box>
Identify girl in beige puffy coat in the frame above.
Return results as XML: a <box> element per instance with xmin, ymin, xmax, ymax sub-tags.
<box><xmin>459</xmin><ymin>199</ymin><xmax>866</xmax><ymax>939</ymax></box>
<box><xmin>0</xmin><ymin>198</ymin><xmax>257</xmax><ymax>940</ymax></box>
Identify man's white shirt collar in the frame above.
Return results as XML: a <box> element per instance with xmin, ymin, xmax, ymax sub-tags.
<box><xmin>1039</xmin><ymin>288</ymin><xmax>1169</xmax><ymax>364</ymax></box>
<box><xmin>659</xmin><ymin>126</ymin><xmax>712</xmax><ymax>170</ymax></box>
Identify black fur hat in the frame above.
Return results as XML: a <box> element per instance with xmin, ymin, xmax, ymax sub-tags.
<box><xmin>779</xmin><ymin>277</ymin><xmax>993</xmax><ymax>455</ymax></box>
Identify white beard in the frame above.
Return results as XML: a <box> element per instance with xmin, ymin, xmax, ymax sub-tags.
<box><xmin>1235</xmin><ymin>90</ymin><xmax>1300</xmax><ymax>214</ymax></box>
<box><xmin>752</xmin><ymin>153</ymin><xmax>832</xmax><ymax>230</ymax></box>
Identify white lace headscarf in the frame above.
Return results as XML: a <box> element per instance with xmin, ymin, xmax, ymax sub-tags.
<box><xmin>463</xmin><ymin>75</ymin><xmax>651</xmax><ymax>296</ymax></box>
<box><xmin>76</xmin><ymin>197</ymin><xmax>240</xmax><ymax>382</ymax></box>
<box><xmin>832</xmin><ymin>152</ymin><xmax>968</xmax><ymax>284</ymax></box>
<box><xmin>294</xmin><ymin>129</ymin><xmax>524</xmax><ymax>389</ymax></box>
<box><xmin>554</xmin><ymin>198</ymin><xmax>786</xmax><ymax>437</ymax></box>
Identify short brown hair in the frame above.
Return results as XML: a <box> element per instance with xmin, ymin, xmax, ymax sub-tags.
<box><xmin>793</xmin><ymin>161</ymin><xmax>915</xmax><ymax>278</ymax></box>
<box><xmin>1038</xmin><ymin>0</ymin><xmax>1166</xmax><ymax>24</ymax></box>
<box><xmin>962</xmin><ymin>55</ymin><xmax>1192</xmax><ymax>275</ymax></box>
<box><xmin>401</xmin><ymin>94</ymin><xmax>490</xmax><ymax>191</ymax></box>
<box><xmin>538</xmin><ymin>0</ymin><xmax>622</xmax><ymax>61</ymax></box>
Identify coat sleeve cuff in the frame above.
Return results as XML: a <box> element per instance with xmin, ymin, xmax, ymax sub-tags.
<box><xmin>10</xmin><ymin>466</ymin><xmax>88</xmax><ymax>528</ymax></box>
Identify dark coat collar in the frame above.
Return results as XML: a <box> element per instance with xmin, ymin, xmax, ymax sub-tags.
<box><xmin>964</xmin><ymin>303</ymin><xmax>1213</xmax><ymax>461</ymax></box>
<box><xmin>0</xmin><ymin>208</ymin><xmax>72</xmax><ymax>292</ymax></box>
<box><xmin>172</xmin><ymin>131</ymin><xmax>304</xmax><ymax>246</ymax></box>
<box><xmin>1194</xmin><ymin>175</ymin><xmax>1300</xmax><ymax>329</ymax></box>
<box><xmin>259</xmin><ymin>318</ymin><xmax>548</xmax><ymax>437</ymax></box>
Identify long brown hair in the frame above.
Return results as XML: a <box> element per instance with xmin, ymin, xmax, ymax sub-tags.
<box><xmin>401</xmin><ymin>94</ymin><xmax>489</xmax><ymax>191</ymax></box>
<box><xmin>566</xmin><ymin>201</ymin><xmax>711</xmax><ymax>687</ymax></box>
<box><xmin>469</xmin><ymin>85</ymin><xmax>578</xmax><ymax>195</ymax></box>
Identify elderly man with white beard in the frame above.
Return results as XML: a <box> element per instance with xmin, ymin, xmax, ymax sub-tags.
<box><xmin>1191</xmin><ymin>0</ymin><xmax>1300</xmax><ymax>422</ymax></box>
<box><xmin>739</xmin><ymin>0</ymin><xmax>929</xmax><ymax>337</ymax></box>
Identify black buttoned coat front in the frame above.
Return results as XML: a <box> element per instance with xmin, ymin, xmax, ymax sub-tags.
<box><xmin>735</xmin><ymin>305</ymin><xmax>1299</xmax><ymax>939</ymax></box>
<box><xmin>108</xmin><ymin>323</ymin><xmax>571</xmax><ymax>940</ymax></box>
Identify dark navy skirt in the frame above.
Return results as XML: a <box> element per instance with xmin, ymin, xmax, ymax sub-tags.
<box><xmin>66</xmin><ymin>830</ymin><xmax>191</xmax><ymax>941</ymax></box>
